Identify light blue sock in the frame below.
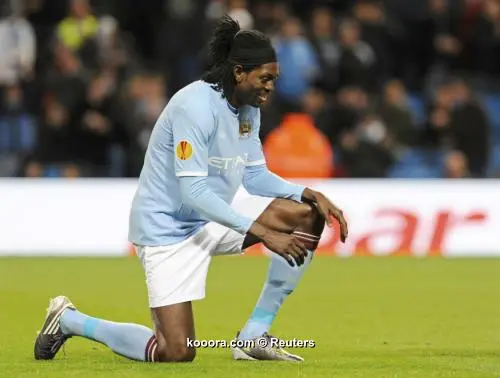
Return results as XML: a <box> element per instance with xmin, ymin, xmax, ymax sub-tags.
<box><xmin>60</xmin><ymin>309</ymin><xmax>157</xmax><ymax>362</ymax></box>
<box><xmin>238</xmin><ymin>250</ymin><xmax>313</xmax><ymax>340</ymax></box>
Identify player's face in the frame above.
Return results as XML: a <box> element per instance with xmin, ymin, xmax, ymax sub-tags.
<box><xmin>234</xmin><ymin>62</ymin><xmax>279</xmax><ymax>107</ymax></box>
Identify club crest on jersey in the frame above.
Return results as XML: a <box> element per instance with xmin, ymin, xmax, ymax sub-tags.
<box><xmin>176</xmin><ymin>140</ymin><xmax>193</xmax><ymax>160</ymax></box>
<box><xmin>239</xmin><ymin>119</ymin><xmax>252</xmax><ymax>138</ymax></box>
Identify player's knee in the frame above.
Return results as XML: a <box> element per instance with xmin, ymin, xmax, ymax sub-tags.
<box><xmin>295</xmin><ymin>203</ymin><xmax>325</xmax><ymax>235</ymax></box>
<box><xmin>268</xmin><ymin>199</ymin><xmax>319</xmax><ymax>225</ymax></box>
<box><xmin>266</xmin><ymin>198</ymin><xmax>325</xmax><ymax>237</ymax></box>
<box><xmin>158</xmin><ymin>344</ymin><xmax>196</xmax><ymax>363</ymax></box>
<box><xmin>170</xmin><ymin>347</ymin><xmax>196</xmax><ymax>362</ymax></box>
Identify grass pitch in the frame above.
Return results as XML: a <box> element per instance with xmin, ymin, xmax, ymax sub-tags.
<box><xmin>2</xmin><ymin>256</ymin><xmax>500</xmax><ymax>377</ymax></box>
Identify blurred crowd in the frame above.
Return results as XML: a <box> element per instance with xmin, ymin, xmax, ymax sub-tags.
<box><xmin>1</xmin><ymin>0</ymin><xmax>500</xmax><ymax>179</ymax></box>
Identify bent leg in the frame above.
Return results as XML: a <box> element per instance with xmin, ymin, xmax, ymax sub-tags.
<box><xmin>38</xmin><ymin>216</ymin><xmax>228</xmax><ymax>363</ymax></box>
<box><xmin>137</xmin><ymin>226</ymin><xmax>222</xmax><ymax>363</ymax></box>
<box><xmin>238</xmin><ymin>198</ymin><xmax>325</xmax><ymax>342</ymax></box>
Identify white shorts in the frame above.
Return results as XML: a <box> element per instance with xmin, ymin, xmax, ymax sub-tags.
<box><xmin>135</xmin><ymin>195</ymin><xmax>273</xmax><ymax>308</ymax></box>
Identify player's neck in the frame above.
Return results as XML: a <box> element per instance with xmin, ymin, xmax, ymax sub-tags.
<box><xmin>228</xmin><ymin>96</ymin><xmax>240</xmax><ymax>109</ymax></box>
<box><xmin>227</xmin><ymin>95</ymin><xmax>240</xmax><ymax>114</ymax></box>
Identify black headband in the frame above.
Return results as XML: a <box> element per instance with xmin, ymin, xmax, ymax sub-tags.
<box><xmin>228</xmin><ymin>46</ymin><xmax>277</xmax><ymax>66</ymax></box>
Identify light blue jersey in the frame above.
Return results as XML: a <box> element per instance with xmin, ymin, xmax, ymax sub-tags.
<box><xmin>129</xmin><ymin>80</ymin><xmax>268</xmax><ymax>246</ymax></box>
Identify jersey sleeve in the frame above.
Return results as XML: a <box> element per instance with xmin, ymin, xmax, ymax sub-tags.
<box><xmin>171</xmin><ymin>104</ymin><xmax>215</xmax><ymax>177</ymax></box>
<box><xmin>245</xmin><ymin>109</ymin><xmax>266</xmax><ymax>167</ymax></box>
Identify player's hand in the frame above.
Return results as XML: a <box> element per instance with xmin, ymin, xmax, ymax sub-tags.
<box><xmin>249</xmin><ymin>223</ymin><xmax>307</xmax><ymax>267</ymax></box>
<box><xmin>261</xmin><ymin>230</ymin><xmax>308</xmax><ymax>267</ymax></box>
<box><xmin>302</xmin><ymin>188</ymin><xmax>348</xmax><ymax>243</ymax></box>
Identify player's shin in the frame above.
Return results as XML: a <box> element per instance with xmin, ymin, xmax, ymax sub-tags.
<box><xmin>237</xmin><ymin>245</ymin><xmax>315</xmax><ymax>341</ymax></box>
<box><xmin>60</xmin><ymin>308</ymin><xmax>158</xmax><ymax>362</ymax></box>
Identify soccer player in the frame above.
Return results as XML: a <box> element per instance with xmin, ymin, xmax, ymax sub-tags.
<box><xmin>34</xmin><ymin>15</ymin><xmax>348</xmax><ymax>363</ymax></box>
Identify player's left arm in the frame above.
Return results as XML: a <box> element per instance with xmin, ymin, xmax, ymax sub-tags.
<box><xmin>243</xmin><ymin>114</ymin><xmax>348</xmax><ymax>242</ymax></box>
<box><xmin>243</xmin><ymin>163</ymin><xmax>304</xmax><ymax>202</ymax></box>
<box><xmin>242</xmin><ymin>114</ymin><xmax>304</xmax><ymax>202</ymax></box>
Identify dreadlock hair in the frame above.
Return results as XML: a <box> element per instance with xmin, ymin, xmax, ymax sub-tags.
<box><xmin>201</xmin><ymin>15</ymin><xmax>277</xmax><ymax>101</ymax></box>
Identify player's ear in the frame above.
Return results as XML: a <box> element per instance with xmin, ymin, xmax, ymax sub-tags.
<box><xmin>233</xmin><ymin>65</ymin><xmax>247</xmax><ymax>84</ymax></box>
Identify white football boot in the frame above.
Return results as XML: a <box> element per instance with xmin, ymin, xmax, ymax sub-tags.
<box><xmin>231</xmin><ymin>332</ymin><xmax>304</xmax><ymax>362</ymax></box>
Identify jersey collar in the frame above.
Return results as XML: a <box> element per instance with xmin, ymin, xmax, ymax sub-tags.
<box><xmin>226</xmin><ymin>101</ymin><xmax>239</xmax><ymax>116</ymax></box>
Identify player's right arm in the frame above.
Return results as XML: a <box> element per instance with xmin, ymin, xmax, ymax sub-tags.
<box><xmin>172</xmin><ymin>104</ymin><xmax>253</xmax><ymax>233</ymax></box>
<box><xmin>171</xmin><ymin>104</ymin><xmax>307</xmax><ymax>266</ymax></box>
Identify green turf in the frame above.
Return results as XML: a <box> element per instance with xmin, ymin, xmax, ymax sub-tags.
<box><xmin>2</xmin><ymin>256</ymin><xmax>500</xmax><ymax>377</ymax></box>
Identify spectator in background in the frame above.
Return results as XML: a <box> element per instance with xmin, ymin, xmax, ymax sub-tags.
<box><xmin>93</xmin><ymin>16</ymin><xmax>123</xmax><ymax>68</ymax></box>
<box><xmin>24</xmin><ymin>95</ymin><xmax>79</xmax><ymax>177</ymax></box>
<box><xmin>301</xmin><ymin>85</ymin><xmax>334</xmax><ymax>137</ymax></box>
<box><xmin>253</xmin><ymin>1</ymin><xmax>291</xmax><ymax>38</ymax></box>
<box><xmin>352</xmin><ymin>0</ymin><xmax>396</xmax><ymax>85</ymax></box>
<box><xmin>429</xmin><ymin>0</ymin><xmax>462</xmax><ymax>64</ymax></box>
<box><xmin>421</xmin><ymin>101</ymin><xmax>454</xmax><ymax>149</ymax></box>
<box><xmin>227</xmin><ymin>0</ymin><xmax>254</xmax><ymax>30</ymax></box>
<box><xmin>422</xmin><ymin>78</ymin><xmax>490</xmax><ymax>177</ymax></box>
<box><xmin>467</xmin><ymin>0</ymin><xmax>500</xmax><ymax>84</ymax></box>
<box><xmin>263</xmin><ymin>112</ymin><xmax>334</xmax><ymax>178</ymax></box>
<box><xmin>251</xmin><ymin>1</ymin><xmax>275</xmax><ymax>34</ymax></box>
<box><xmin>72</xmin><ymin>70</ymin><xmax>128</xmax><ymax>176</ymax></box>
<box><xmin>337</xmin><ymin>18</ymin><xmax>377</xmax><ymax>92</ymax></box>
<box><xmin>43</xmin><ymin>41</ymin><xmax>88</xmax><ymax>114</ymax></box>
<box><xmin>115</xmin><ymin>72</ymin><xmax>167</xmax><ymax>176</ymax></box>
<box><xmin>443</xmin><ymin>149</ymin><xmax>470</xmax><ymax>178</ymax></box>
<box><xmin>156</xmin><ymin>0</ymin><xmax>205</xmax><ymax>94</ymax></box>
<box><xmin>419</xmin><ymin>0</ymin><xmax>463</xmax><ymax>94</ymax></box>
<box><xmin>448</xmin><ymin>78</ymin><xmax>490</xmax><ymax>177</ymax></box>
<box><xmin>378</xmin><ymin>79</ymin><xmax>417</xmax><ymax>148</ymax></box>
<box><xmin>56</xmin><ymin>0</ymin><xmax>98</xmax><ymax>53</ymax></box>
<box><xmin>57</xmin><ymin>7</ymin><xmax>129</xmax><ymax>74</ymax></box>
<box><xmin>0</xmin><ymin>1</ymin><xmax>36</xmax><ymax>86</ymax></box>
<box><xmin>273</xmin><ymin>17</ymin><xmax>320</xmax><ymax>111</ymax></box>
<box><xmin>0</xmin><ymin>84</ymin><xmax>36</xmax><ymax>176</ymax></box>
<box><xmin>337</xmin><ymin>112</ymin><xmax>396</xmax><ymax>177</ymax></box>
<box><xmin>308</xmin><ymin>7</ymin><xmax>340</xmax><ymax>94</ymax></box>
<box><xmin>319</xmin><ymin>85</ymin><xmax>368</xmax><ymax>147</ymax></box>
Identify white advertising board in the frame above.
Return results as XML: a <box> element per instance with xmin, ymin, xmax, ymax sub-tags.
<box><xmin>0</xmin><ymin>179</ymin><xmax>498</xmax><ymax>257</ymax></box>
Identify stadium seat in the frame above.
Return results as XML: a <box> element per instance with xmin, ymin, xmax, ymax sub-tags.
<box><xmin>407</xmin><ymin>93</ymin><xmax>426</xmax><ymax>127</ymax></box>
<box><xmin>44</xmin><ymin>165</ymin><xmax>62</xmax><ymax>178</ymax></box>
<box><xmin>0</xmin><ymin>116</ymin><xmax>37</xmax><ymax>176</ymax></box>
<box><xmin>482</xmin><ymin>94</ymin><xmax>500</xmax><ymax>140</ymax></box>
<box><xmin>0</xmin><ymin>116</ymin><xmax>37</xmax><ymax>152</ymax></box>
<box><xmin>488</xmin><ymin>143</ymin><xmax>500</xmax><ymax>177</ymax></box>
<box><xmin>388</xmin><ymin>147</ymin><xmax>444</xmax><ymax>178</ymax></box>
<box><xmin>108</xmin><ymin>145</ymin><xmax>126</xmax><ymax>177</ymax></box>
